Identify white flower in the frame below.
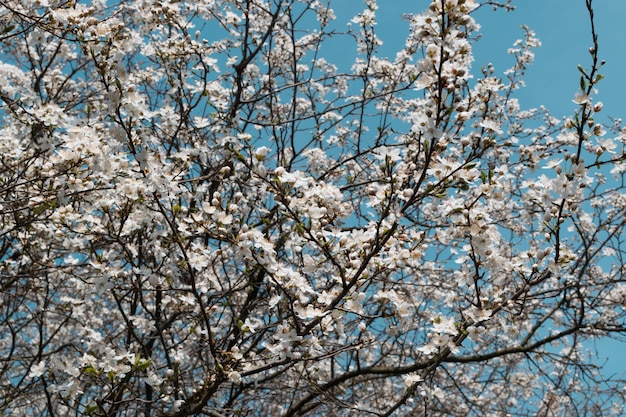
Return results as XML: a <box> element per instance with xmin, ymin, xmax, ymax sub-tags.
<box><xmin>431</xmin><ymin>313</ymin><xmax>459</xmax><ymax>336</ymax></box>
<box><xmin>144</xmin><ymin>371</ymin><xmax>163</xmax><ymax>387</ymax></box>
<box><xmin>466</xmin><ymin>325</ymin><xmax>483</xmax><ymax>341</ymax></box>
<box><xmin>417</xmin><ymin>342</ymin><xmax>438</xmax><ymax>355</ymax></box>
<box><xmin>173</xmin><ymin>400</ymin><xmax>185</xmax><ymax>412</ymax></box>
<box><xmin>274</xmin><ymin>168</ymin><xmax>311</xmax><ymax>188</ymax></box>
<box><xmin>478</xmin><ymin>119</ymin><xmax>503</xmax><ymax>135</ymax></box>
<box><xmin>307</xmin><ymin>205</ymin><xmax>327</xmax><ymax>220</ymax></box>
<box><xmin>373</xmin><ymin>146</ymin><xmax>402</xmax><ymax>163</ymax></box>
<box><xmin>543</xmin><ymin>159</ymin><xmax>563</xmax><ymax>170</ymax></box>
<box><xmin>28</xmin><ymin>360</ymin><xmax>46</xmax><ymax>379</ymax></box>
<box><xmin>403</xmin><ymin>373</ymin><xmax>423</xmax><ymax>388</ymax></box>
<box><xmin>432</xmin><ymin>333</ymin><xmax>451</xmax><ymax>347</ymax></box>
<box><xmin>242</xmin><ymin>318</ymin><xmax>259</xmax><ymax>333</ymax></box>
<box><xmin>466</xmin><ymin>307</ymin><xmax>492</xmax><ymax>323</ymax></box>
<box><xmin>572</xmin><ymin>162</ymin><xmax>586</xmax><ymax>177</ymax></box>
<box><xmin>228</xmin><ymin>371</ymin><xmax>242</xmax><ymax>384</ymax></box>
<box><xmin>255</xmin><ymin>146</ymin><xmax>271</xmax><ymax>160</ymax></box>
<box><xmin>572</xmin><ymin>92</ymin><xmax>589</xmax><ymax>105</ymax></box>
<box><xmin>598</xmin><ymin>137</ymin><xmax>617</xmax><ymax>153</ymax></box>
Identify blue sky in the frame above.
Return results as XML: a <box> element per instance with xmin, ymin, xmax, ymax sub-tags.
<box><xmin>331</xmin><ymin>0</ymin><xmax>626</xmax><ymax>377</ymax></box>
<box><xmin>473</xmin><ymin>1</ymin><xmax>626</xmax><ymax>119</ymax></box>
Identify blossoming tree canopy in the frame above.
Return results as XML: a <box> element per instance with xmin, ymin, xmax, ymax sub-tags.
<box><xmin>1</xmin><ymin>0</ymin><xmax>625</xmax><ymax>415</ymax></box>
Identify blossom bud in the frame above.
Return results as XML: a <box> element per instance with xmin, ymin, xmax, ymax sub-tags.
<box><xmin>457</xmin><ymin>112</ymin><xmax>470</xmax><ymax>122</ymax></box>
<box><xmin>220</xmin><ymin>165</ymin><xmax>231</xmax><ymax>176</ymax></box>
<box><xmin>426</xmin><ymin>44</ymin><xmax>438</xmax><ymax>58</ymax></box>
<box><xmin>255</xmin><ymin>146</ymin><xmax>271</xmax><ymax>161</ymax></box>
<box><xmin>593</xmin><ymin>101</ymin><xmax>603</xmax><ymax>112</ymax></box>
<box><xmin>593</xmin><ymin>124</ymin><xmax>605</xmax><ymax>136</ymax></box>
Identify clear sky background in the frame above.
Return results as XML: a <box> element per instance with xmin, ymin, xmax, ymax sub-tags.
<box><xmin>331</xmin><ymin>0</ymin><xmax>626</xmax><ymax>378</ymax></box>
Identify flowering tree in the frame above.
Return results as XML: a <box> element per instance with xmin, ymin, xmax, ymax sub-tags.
<box><xmin>1</xmin><ymin>0</ymin><xmax>625</xmax><ymax>415</ymax></box>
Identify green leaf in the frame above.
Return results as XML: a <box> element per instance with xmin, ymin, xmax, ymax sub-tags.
<box><xmin>33</xmin><ymin>200</ymin><xmax>56</xmax><ymax>216</ymax></box>
<box><xmin>83</xmin><ymin>366</ymin><xmax>100</xmax><ymax>377</ymax></box>
<box><xmin>136</xmin><ymin>359</ymin><xmax>151</xmax><ymax>371</ymax></box>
